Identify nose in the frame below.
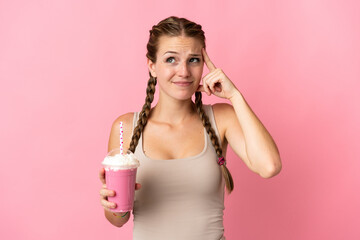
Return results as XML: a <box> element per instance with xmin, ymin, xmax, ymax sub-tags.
<box><xmin>177</xmin><ymin>61</ymin><xmax>190</xmax><ymax>78</ymax></box>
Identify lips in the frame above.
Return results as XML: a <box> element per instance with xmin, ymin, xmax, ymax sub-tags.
<box><xmin>173</xmin><ymin>81</ymin><xmax>193</xmax><ymax>86</ymax></box>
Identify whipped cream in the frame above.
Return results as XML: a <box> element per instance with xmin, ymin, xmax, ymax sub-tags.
<box><xmin>102</xmin><ymin>151</ymin><xmax>140</xmax><ymax>171</ymax></box>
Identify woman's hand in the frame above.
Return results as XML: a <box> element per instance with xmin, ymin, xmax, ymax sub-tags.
<box><xmin>197</xmin><ymin>48</ymin><xmax>239</xmax><ymax>100</ymax></box>
<box><xmin>99</xmin><ymin>168</ymin><xmax>142</xmax><ymax>212</ymax></box>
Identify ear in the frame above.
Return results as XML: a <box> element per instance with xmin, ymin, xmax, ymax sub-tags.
<box><xmin>147</xmin><ymin>58</ymin><xmax>157</xmax><ymax>78</ymax></box>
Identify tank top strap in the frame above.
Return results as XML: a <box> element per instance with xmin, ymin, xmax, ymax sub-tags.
<box><xmin>203</xmin><ymin>104</ymin><xmax>222</xmax><ymax>146</ymax></box>
<box><xmin>132</xmin><ymin>111</ymin><xmax>139</xmax><ymax>134</ymax></box>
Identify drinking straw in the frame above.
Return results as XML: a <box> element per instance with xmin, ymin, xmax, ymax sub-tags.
<box><xmin>120</xmin><ymin>121</ymin><xmax>123</xmax><ymax>155</ymax></box>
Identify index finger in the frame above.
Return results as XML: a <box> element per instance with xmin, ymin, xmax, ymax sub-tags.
<box><xmin>202</xmin><ymin>48</ymin><xmax>216</xmax><ymax>71</ymax></box>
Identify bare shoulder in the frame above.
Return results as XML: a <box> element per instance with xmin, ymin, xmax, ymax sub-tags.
<box><xmin>107</xmin><ymin>112</ymin><xmax>135</xmax><ymax>152</ymax></box>
<box><xmin>212</xmin><ymin>102</ymin><xmax>234</xmax><ymax>115</ymax></box>
<box><xmin>112</xmin><ymin>112</ymin><xmax>134</xmax><ymax>127</ymax></box>
<box><xmin>212</xmin><ymin>102</ymin><xmax>236</xmax><ymax>127</ymax></box>
<box><xmin>211</xmin><ymin>103</ymin><xmax>236</xmax><ymax>147</ymax></box>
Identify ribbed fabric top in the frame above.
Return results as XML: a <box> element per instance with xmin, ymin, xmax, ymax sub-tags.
<box><xmin>131</xmin><ymin>104</ymin><xmax>226</xmax><ymax>240</ymax></box>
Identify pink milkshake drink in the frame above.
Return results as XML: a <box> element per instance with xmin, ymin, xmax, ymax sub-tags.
<box><xmin>102</xmin><ymin>148</ymin><xmax>140</xmax><ymax>212</ymax></box>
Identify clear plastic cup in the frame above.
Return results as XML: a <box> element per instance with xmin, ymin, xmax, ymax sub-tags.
<box><xmin>102</xmin><ymin>148</ymin><xmax>139</xmax><ymax>212</ymax></box>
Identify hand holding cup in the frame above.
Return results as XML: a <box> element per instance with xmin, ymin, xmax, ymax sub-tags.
<box><xmin>99</xmin><ymin>167</ymin><xmax>141</xmax><ymax>212</ymax></box>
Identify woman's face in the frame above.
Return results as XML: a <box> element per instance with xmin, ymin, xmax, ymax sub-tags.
<box><xmin>147</xmin><ymin>35</ymin><xmax>204</xmax><ymax>101</ymax></box>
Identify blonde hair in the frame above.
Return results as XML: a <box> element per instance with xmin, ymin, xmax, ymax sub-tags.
<box><xmin>128</xmin><ymin>16</ymin><xmax>234</xmax><ymax>194</ymax></box>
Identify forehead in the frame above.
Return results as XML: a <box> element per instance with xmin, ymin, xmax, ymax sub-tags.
<box><xmin>157</xmin><ymin>36</ymin><xmax>202</xmax><ymax>55</ymax></box>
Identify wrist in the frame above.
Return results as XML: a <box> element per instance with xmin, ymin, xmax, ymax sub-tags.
<box><xmin>112</xmin><ymin>211</ymin><xmax>130</xmax><ymax>218</ymax></box>
<box><xmin>104</xmin><ymin>209</ymin><xmax>131</xmax><ymax>228</ymax></box>
<box><xmin>228</xmin><ymin>89</ymin><xmax>243</xmax><ymax>102</ymax></box>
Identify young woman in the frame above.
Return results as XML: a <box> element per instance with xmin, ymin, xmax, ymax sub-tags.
<box><xmin>99</xmin><ymin>16</ymin><xmax>281</xmax><ymax>240</ymax></box>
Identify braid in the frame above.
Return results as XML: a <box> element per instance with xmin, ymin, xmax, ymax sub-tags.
<box><xmin>128</xmin><ymin>72</ymin><xmax>157</xmax><ymax>153</ymax></box>
<box><xmin>195</xmin><ymin>91</ymin><xmax>234</xmax><ymax>194</ymax></box>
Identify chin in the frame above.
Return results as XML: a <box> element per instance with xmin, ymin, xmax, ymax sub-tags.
<box><xmin>173</xmin><ymin>92</ymin><xmax>194</xmax><ymax>101</ymax></box>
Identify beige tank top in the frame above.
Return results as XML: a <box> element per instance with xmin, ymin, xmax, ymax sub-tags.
<box><xmin>131</xmin><ymin>104</ymin><xmax>226</xmax><ymax>240</ymax></box>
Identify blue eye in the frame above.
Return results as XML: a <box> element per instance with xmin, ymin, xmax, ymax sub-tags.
<box><xmin>166</xmin><ymin>57</ymin><xmax>175</xmax><ymax>63</ymax></box>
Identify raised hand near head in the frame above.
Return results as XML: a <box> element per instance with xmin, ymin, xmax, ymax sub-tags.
<box><xmin>197</xmin><ymin>48</ymin><xmax>239</xmax><ymax>100</ymax></box>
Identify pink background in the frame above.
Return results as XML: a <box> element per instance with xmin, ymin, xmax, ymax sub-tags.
<box><xmin>1</xmin><ymin>0</ymin><xmax>359</xmax><ymax>239</ymax></box>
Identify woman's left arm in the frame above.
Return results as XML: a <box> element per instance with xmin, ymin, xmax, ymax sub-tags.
<box><xmin>198</xmin><ymin>48</ymin><xmax>282</xmax><ymax>178</ymax></box>
<box><xmin>227</xmin><ymin>91</ymin><xmax>282</xmax><ymax>178</ymax></box>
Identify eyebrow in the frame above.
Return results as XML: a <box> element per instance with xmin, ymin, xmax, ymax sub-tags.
<box><xmin>163</xmin><ymin>51</ymin><xmax>201</xmax><ymax>57</ymax></box>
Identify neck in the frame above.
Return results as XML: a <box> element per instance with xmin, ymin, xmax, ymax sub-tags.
<box><xmin>150</xmin><ymin>93</ymin><xmax>197</xmax><ymax>125</ymax></box>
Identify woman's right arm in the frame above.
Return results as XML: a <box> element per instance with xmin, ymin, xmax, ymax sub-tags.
<box><xmin>99</xmin><ymin>113</ymin><xmax>141</xmax><ymax>227</ymax></box>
